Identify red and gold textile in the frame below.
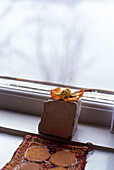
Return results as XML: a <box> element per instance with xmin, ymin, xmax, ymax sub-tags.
<box><xmin>2</xmin><ymin>135</ymin><xmax>94</xmax><ymax>170</ymax></box>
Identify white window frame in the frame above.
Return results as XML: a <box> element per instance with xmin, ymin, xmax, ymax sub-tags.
<box><xmin>0</xmin><ymin>76</ymin><xmax>114</xmax><ymax>133</ymax></box>
<box><xmin>111</xmin><ymin>110</ymin><xmax>114</xmax><ymax>132</ymax></box>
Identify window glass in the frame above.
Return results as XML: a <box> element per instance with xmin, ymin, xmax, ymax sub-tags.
<box><xmin>0</xmin><ymin>0</ymin><xmax>114</xmax><ymax>91</ymax></box>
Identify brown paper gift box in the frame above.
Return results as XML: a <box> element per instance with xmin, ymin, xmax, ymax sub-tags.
<box><xmin>38</xmin><ymin>99</ymin><xmax>81</xmax><ymax>139</ymax></box>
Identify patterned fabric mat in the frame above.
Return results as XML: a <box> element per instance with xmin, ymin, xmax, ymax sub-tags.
<box><xmin>2</xmin><ymin>135</ymin><xmax>94</xmax><ymax>170</ymax></box>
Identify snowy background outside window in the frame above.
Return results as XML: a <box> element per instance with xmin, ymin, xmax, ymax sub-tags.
<box><xmin>0</xmin><ymin>0</ymin><xmax>114</xmax><ymax>91</ymax></box>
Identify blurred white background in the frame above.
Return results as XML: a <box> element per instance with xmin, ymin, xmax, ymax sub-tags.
<box><xmin>0</xmin><ymin>0</ymin><xmax>114</xmax><ymax>91</ymax></box>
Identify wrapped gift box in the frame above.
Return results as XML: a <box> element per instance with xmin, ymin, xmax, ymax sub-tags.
<box><xmin>38</xmin><ymin>99</ymin><xmax>81</xmax><ymax>139</ymax></box>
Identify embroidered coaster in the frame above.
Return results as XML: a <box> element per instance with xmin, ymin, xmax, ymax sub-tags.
<box><xmin>2</xmin><ymin>135</ymin><xmax>94</xmax><ymax>170</ymax></box>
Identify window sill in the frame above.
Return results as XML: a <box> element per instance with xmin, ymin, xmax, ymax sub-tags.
<box><xmin>0</xmin><ymin>109</ymin><xmax>114</xmax><ymax>170</ymax></box>
<box><xmin>0</xmin><ymin>85</ymin><xmax>114</xmax><ymax>130</ymax></box>
<box><xmin>0</xmin><ymin>109</ymin><xmax>114</xmax><ymax>150</ymax></box>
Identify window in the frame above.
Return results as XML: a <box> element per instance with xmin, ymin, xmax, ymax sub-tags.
<box><xmin>0</xmin><ymin>76</ymin><xmax>114</xmax><ymax>133</ymax></box>
<box><xmin>0</xmin><ymin>0</ymin><xmax>114</xmax><ymax>91</ymax></box>
<box><xmin>0</xmin><ymin>0</ymin><xmax>114</xmax><ymax>132</ymax></box>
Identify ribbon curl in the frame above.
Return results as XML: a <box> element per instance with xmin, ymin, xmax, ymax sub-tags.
<box><xmin>51</xmin><ymin>87</ymin><xmax>84</xmax><ymax>102</ymax></box>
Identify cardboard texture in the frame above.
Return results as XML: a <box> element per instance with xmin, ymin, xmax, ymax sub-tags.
<box><xmin>39</xmin><ymin>99</ymin><xmax>81</xmax><ymax>139</ymax></box>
